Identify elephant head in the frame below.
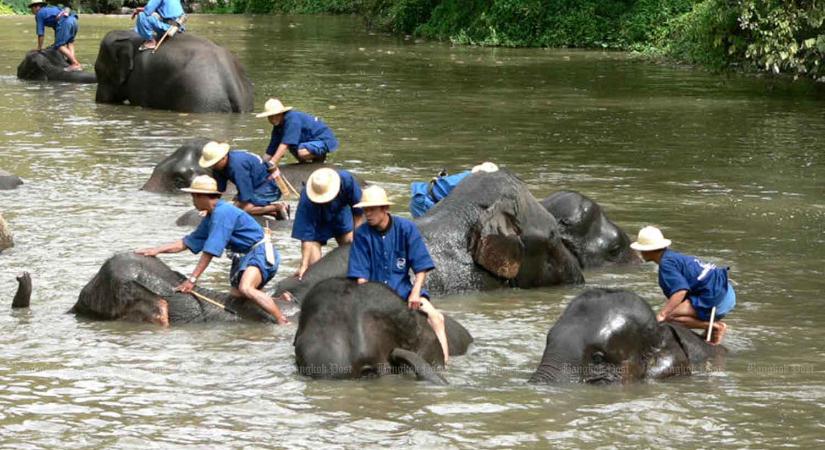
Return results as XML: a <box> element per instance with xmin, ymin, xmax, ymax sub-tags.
<box><xmin>141</xmin><ymin>138</ymin><xmax>212</xmax><ymax>193</ymax></box>
<box><xmin>17</xmin><ymin>49</ymin><xmax>96</xmax><ymax>83</ymax></box>
<box><xmin>529</xmin><ymin>288</ymin><xmax>725</xmax><ymax>384</ymax></box>
<box><xmin>94</xmin><ymin>30</ymin><xmax>140</xmax><ymax>104</ymax></box>
<box><xmin>540</xmin><ymin>191</ymin><xmax>640</xmax><ymax>269</ymax></box>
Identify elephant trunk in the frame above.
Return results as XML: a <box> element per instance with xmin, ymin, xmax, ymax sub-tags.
<box><xmin>390</xmin><ymin>348</ymin><xmax>448</xmax><ymax>385</ymax></box>
<box><xmin>12</xmin><ymin>272</ymin><xmax>32</xmax><ymax>309</ymax></box>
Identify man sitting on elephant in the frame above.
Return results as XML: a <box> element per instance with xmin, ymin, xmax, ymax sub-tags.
<box><xmin>136</xmin><ymin>175</ymin><xmax>289</xmax><ymax>325</ymax></box>
<box><xmin>631</xmin><ymin>226</ymin><xmax>736</xmax><ymax>344</ymax></box>
<box><xmin>198</xmin><ymin>141</ymin><xmax>288</xmax><ymax>219</ymax></box>
<box><xmin>29</xmin><ymin>1</ymin><xmax>81</xmax><ymax>72</ymax></box>
<box><xmin>347</xmin><ymin>185</ymin><xmax>450</xmax><ymax>363</ymax></box>
<box><xmin>409</xmin><ymin>162</ymin><xmax>498</xmax><ymax>218</ymax></box>
<box><xmin>292</xmin><ymin>167</ymin><xmax>363</xmax><ymax>279</ymax></box>
<box><xmin>257</xmin><ymin>98</ymin><xmax>339</xmax><ymax>165</ymax></box>
<box><xmin>131</xmin><ymin>0</ymin><xmax>184</xmax><ymax>52</ymax></box>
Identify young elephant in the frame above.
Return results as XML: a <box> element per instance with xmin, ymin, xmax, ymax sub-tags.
<box><xmin>72</xmin><ymin>252</ymin><xmax>293</xmax><ymax>325</ymax></box>
<box><xmin>529</xmin><ymin>288</ymin><xmax>726</xmax><ymax>384</ymax></box>
<box><xmin>294</xmin><ymin>278</ymin><xmax>473</xmax><ymax>384</ymax></box>
<box><xmin>17</xmin><ymin>49</ymin><xmax>96</xmax><ymax>83</ymax></box>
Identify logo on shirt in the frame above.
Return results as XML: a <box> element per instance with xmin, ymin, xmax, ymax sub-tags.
<box><xmin>395</xmin><ymin>257</ymin><xmax>406</xmax><ymax>270</ymax></box>
<box><xmin>695</xmin><ymin>259</ymin><xmax>717</xmax><ymax>281</ymax></box>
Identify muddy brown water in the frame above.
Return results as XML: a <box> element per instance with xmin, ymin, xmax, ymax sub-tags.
<box><xmin>1</xmin><ymin>14</ymin><xmax>824</xmax><ymax>448</ymax></box>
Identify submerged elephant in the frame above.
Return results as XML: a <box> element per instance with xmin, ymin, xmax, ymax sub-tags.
<box><xmin>72</xmin><ymin>252</ymin><xmax>294</xmax><ymax>325</ymax></box>
<box><xmin>141</xmin><ymin>138</ymin><xmax>358</xmax><ymax>194</ymax></box>
<box><xmin>17</xmin><ymin>49</ymin><xmax>96</xmax><ymax>83</ymax></box>
<box><xmin>0</xmin><ymin>213</ymin><xmax>13</xmax><ymax>252</ymax></box>
<box><xmin>294</xmin><ymin>278</ymin><xmax>473</xmax><ymax>383</ymax></box>
<box><xmin>275</xmin><ymin>170</ymin><xmax>583</xmax><ymax>302</ymax></box>
<box><xmin>529</xmin><ymin>288</ymin><xmax>726</xmax><ymax>384</ymax></box>
<box><xmin>0</xmin><ymin>170</ymin><xmax>23</xmax><ymax>190</ymax></box>
<box><xmin>94</xmin><ymin>31</ymin><xmax>254</xmax><ymax>113</ymax></box>
<box><xmin>540</xmin><ymin>191</ymin><xmax>640</xmax><ymax>269</ymax></box>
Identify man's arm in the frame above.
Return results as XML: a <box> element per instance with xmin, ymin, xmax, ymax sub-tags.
<box><xmin>657</xmin><ymin>289</ymin><xmax>688</xmax><ymax>322</ymax></box>
<box><xmin>136</xmin><ymin>239</ymin><xmax>187</xmax><ymax>256</ymax></box>
<box><xmin>36</xmin><ymin>35</ymin><xmax>44</xmax><ymax>51</ymax></box>
<box><xmin>176</xmin><ymin>252</ymin><xmax>214</xmax><ymax>293</ymax></box>
<box><xmin>265</xmin><ymin>143</ymin><xmax>290</xmax><ymax>165</ymax></box>
<box><xmin>407</xmin><ymin>271</ymin><xmax>428</xmax><ymax>310</ymax></box>
<box><xmin>297</xmin><ymin>241</ymin><xmax>321</xmax><ymax>280</ymax></box>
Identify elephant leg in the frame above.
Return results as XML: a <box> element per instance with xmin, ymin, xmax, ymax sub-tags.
<box><xmin>389</xmin><ymin>348</ymin><xmax>447</xmax><ymax>385</ymax></box>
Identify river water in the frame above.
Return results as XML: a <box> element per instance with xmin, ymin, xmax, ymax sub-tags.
<box><xmin>1</xmin><ymin>14</ymin><xmax>824</xmax><ymax>448</ymax></box>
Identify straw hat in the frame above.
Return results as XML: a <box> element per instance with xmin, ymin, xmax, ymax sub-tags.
<box><xmin>255</xmin><ymin>98</ymin><xmax>293</xmax><ymax>118</ymax></box>
<box><xmin>181</xmin><ymin>175</ymin><xmax>221</xmax><ymax>194</ymax></box>
<box><xmin>27</xmin><ymin>1</ymin><xmax>47</xmax><ymax>7</ymax></box>
<box><xmin>630</xmin><ymin>226</ymin><xmax>672</xmax><ymax>251</ymax></box>
<box><xmin>354</xmin><ymin>185</ymin><xmax>394</xmax><ymax>208</ymax></box>
<box><xmin>198</xmin><ymin>141</ymin><xmax>230</xmax><ymax>168</ymax></box>
<box><xmin>306</xmin><ymin>168</ymin><xmax>341</xmax><ymax>204</ymax></box>
<box><xmin>471</xmin><ymin>162</ymin><xmax>499</xmax><ymax>173</ymax></box>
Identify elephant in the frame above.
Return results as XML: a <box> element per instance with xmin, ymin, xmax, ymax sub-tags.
<box><xmin>12</xmin><ymin>272</ymin><xmax>32</xmax><ymax>309</ymax></box>
<box><xmin>529</xmin><ymin>288</ymin><xmax>726</xmax><ymax>384</ymax></box>
<box><xmin>294</xmin><ymin>277</ymin><xmax>473</xmax><ymax>384</ymax></box>
<box><xmin>274</xmin><ymin>169</ymin><xmax>584</xmax><ymax>302</ymax></box>
<box><xmin>141</xmin><ymin>138</ymin><xmax>360</xmax><ymax>194</ymax></box>
<box><xmin>71</xmin><ymin>252</ymin><xmax>295</xmax><ymax>326</ymax></box>
<box><xmin>0</xmin><ymin>170</ymin><xmax>23</xmax><ymax>190</ymax></box>
<box><xmin>0</xmin><ymin>213</ymin><xmax>13</xmax><ymax>253</ymax></box>
<box><xmin>540</xmin><ymin>191</ymin><xmax>640</xmax><ymax>269</ymax></box>
<box><xmin>94</xmin><ymin>30</ymin><xmax>254</xmax><ymax>113</ymax></box>
<box><xmin>17</xmin><ymin>49</ymin><xmax>97</xmax><ymax>83</ymax></box>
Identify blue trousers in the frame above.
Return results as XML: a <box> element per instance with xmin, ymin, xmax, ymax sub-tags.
<box><xmin>53</xmin><ymin>15</ymin><xmax>77</xmax><ymax>48</ymax></box>
<box><xmin>134</xmin><ymin>12</ymin><xmax>171</xmax><ymax>41</ymax></box>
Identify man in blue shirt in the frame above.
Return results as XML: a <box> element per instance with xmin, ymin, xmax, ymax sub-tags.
<box><xmin>409</xmin><ymin>162</ymin><xmax>498</xmax><ymax>218</ymax></box>
<box><xmin>347</xmin><ymin>185</ymin><xmax>450</xmax><ymax>363</ymax></box>
<box><xmin>198</xmin><ymin>141</ymin><xmax>288</xmax><ymax>219</ymax></box>
<box><xmin>136</xmin><ymin>175</ymin><xmax>289</xmax><ymax>325</ymax></box>
<box><xmin>29</xmin><ymin>1</ymin><xmax>81</xmax><ymax>71</ymax></box>
<box><xmin>131</xmin><ymin>0</ymin><xmax>184</xmax><ymax>52</ymax></box>
<box><xmin>631</xmin><ymin>226</ymin><xmax>736</xmax><ymax>344</ymax></box>
<box><xmin>256</xmin><ymin>98</ymin><xmax>339</xmax><ymax>165</ymax></box>
<box><xmin>292</xmin><ymin>168</ymin><xmax>363</xmax><ymax>279</ymax></box>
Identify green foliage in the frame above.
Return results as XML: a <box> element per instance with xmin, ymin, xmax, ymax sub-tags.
<box><xmin>659</xmin><ymin>0</ymin><xmax>743</xmax><ymax>70</ymax></box>
<box><xmin>3</xmin><ymin>0</ymin><xmax>31</xmax><ymax>13</ymax></box>
<box><xmin>79</xmin><ymin>0</ymin><xmax>124</xmax><ymax>13</ymax></box>
<box><xmin>202</xmin><ymin>0</ymin><xmax>360</xmax><ymax>14</ymax></box>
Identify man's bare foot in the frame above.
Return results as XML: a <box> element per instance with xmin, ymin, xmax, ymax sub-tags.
<box><xmin>64</xmin><ymin>64</ymin><xmax>82</xmax><ymax>72</ymax></box>
<box><xmin>138</xmin><ymin>41</ymin><xmax>157</xmax><ymax>51</ymax></box>
<box><xmin>276</xmin><ymin>291</ymin><xmax>296</xmax><ymax>303</ymax></box>
<box><xmin>709</xmin><ymin>321</ymin><xmax>727</xmax><ymax>345</ymax></box>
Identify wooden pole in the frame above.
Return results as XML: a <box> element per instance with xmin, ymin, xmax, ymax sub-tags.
<box><xmin>190</xmin><ymin>290</ymin><xmax>236</xmax><ymax>315</ymax></box>
<box><xmin>706</xmin><ymin>306</ymin><xmax>717</xmax><ymax>342</ymax></box>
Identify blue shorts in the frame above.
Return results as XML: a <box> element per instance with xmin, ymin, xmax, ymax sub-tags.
<box><xmin>229</xmin><ymin>245</ymin><xmax>280</xmax><ymax>289</ymax></box>
<box><xmin>248</xmin><ymin>181</ymin><xmax>282</xmax><ymax>207</ymax></box>
<box><xmin>290</xmin><ymin>138</ymin><xmax>338</xmax><ymax>158</ymax></box>
<box><xmin>692</xmin><ymin>285</ymin><xmax>736</xmax><ymax>321</ymax></box>
<box><xmin>53</xmin><ymin>15</ymin><xmax>77</xmax><ymax>48</ymax></box>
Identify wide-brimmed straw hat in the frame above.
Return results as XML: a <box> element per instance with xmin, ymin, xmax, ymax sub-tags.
<box><xmin>255</xmin><ymin>98</ymin><xmax>293</xmax><ymax>118</ymax></box>
<box><xmin>28</xmin><ymin>1</ymin><xmax>47</xmax><ymax>7</ymax></box>
<box><xmin>471</xmin><ymin>162</ymin><xmax>499</xmax><ymax>173</ymax></box>
<box><xmin>354</xmin><ymin>185</ymin><xmax>394</xmax><ymax>208</ymax></box>
<box><xmin>181</xmin><ymin>175</ymin><xmax>221</xmax><ymax>195</ymax></box>
<box><xmin>306</xmin><ymin>168</ymin><xmax>341</xmax><ymax>204</ymax></box>
<box><xmin>198</xmin><ymin>141</ymin><xmax>230</xmax><ymax>168</ymax></box>
<box><xmin>630</xmin><ymin>226</ymin><xmax>672</xmax><ymax>251</ymax></box>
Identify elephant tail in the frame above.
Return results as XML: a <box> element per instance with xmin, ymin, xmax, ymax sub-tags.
<box><xmin>12</xmin><ymin>272</ymin><xmax>32</xmax><ymax>309</ymax></box>
<box><xmin>390</xmin><ymin>348</ymin><xmax>448</xmax><ymax>385</ymax></box>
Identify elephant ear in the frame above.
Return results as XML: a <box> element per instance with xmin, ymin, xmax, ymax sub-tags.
<box><xmin>112</xmin><ymin>36</ymin><xmax>135</xmax><ymax>86</ymax></box>
<box><xmin>469</xmin><ymin>199</ymin><xmax>524</xmax><ymax>279</ymax></box>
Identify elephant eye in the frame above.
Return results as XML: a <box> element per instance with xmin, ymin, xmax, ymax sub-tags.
<box><xmin>591</xmin><ymin>351</ymin><xmax>606</xmax><ymax>365</ymax></box>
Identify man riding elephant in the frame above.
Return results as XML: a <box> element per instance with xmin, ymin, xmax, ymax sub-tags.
<box><xmin>347</xmin><ymin>185</ymin><xmax>450</xmax><ymax>364</ymax></box>
<box><xmin>257</xmin><ymin>98</ymin><xmax>339</xmax><ymax>165</ymax></box>
<box><xmin>136</xmin><ymin>175</ymin><xmax>289</xmax><ymax>325</ymax></box>
<box><xmin>131</xmin><ymin>0</ymin><xmax>185</xmax><ymax>52</ymax></box>
<box><xmin>29</xmin><ymin>1</ymin><xmax>81</xmax><ymax>72</ymax></box>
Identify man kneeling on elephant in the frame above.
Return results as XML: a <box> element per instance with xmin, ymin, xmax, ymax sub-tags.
<box><xmin>29</xmin><ymin>1</ymin><xmax>81</xmax><ymax>71</ymax></box>
<box><xmin>347</xmin><ymin>185</ymin><xmax>450</xmax><ymax>363</ymax></box>
<box><xmin>198</xmin><ymin>141</ymin><xmax>289</xmax><ymax>219</ymax></box>
<box><xmin>131</xmin><ymin>0</ymin><xmax>184</xmax><ymax>52</ymax></box>
<box><xmin>136</xmin><ymin>175</ymin><xmax>289</xmax><ymax>325</ymax></box>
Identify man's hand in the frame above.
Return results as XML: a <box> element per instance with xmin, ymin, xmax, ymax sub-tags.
<box><xmin>408</xmin><ymin>293</ymin><xmax>422</xmax><ymax>310</ymax></box>
<box><xmin>175</xmin><ymin>279</ymin><xmax>195</xmax><ymax>293</ymax></box>
<box><xmin>656</xmin><ymin>310</ymin><xmax>668</xmax><ymax>322</ymax></box>
<box><xmin>267</xmin><ymin>168</ymin><xmax>281</xmax><ymax>182</ymax></box>
<box><xmin>131</xmin><ymin>7</ymin><xmax>144</xmax><ymax>20</ymax></box>
<box><xmin>135</xmin><ymin>247</ymin><xmax>160</xmax><ymax>257</ymax></box>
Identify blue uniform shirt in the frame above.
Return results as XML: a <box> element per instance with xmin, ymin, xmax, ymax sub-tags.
<box><xmin>213</xmin><ymin>151</ymin><xmax>280</xmax><ymax>204</ymax></box>
<box><xmin>266</xmin><ymin>110</ymin><xmax>337</xmax><ymax>156</ymax></box>
<box><xmin>347</xmin><ymin>215</ymin><xmax>436</xmax><ymax>300</ymax></box>
<box><xmin>183</xmin><ymin>201</ymin><xmax>263</xmax><ymax>257</ymax></box>
<box><xmin>658</xmin><ymin>249</ymin><xmax>730</xmax><ymax>310</ymax></box>
<box><xmin>35</xmin><ymin>6</ymin><xmax>63</xmax><ymax>36</ymax></box>
<box><xmin>409</xmin><ymin>171</ymin><xmax>470</xmax><ymax>218</ymax></box>
<box><xmin>291</xmin><ymin>170</ymin><xmax>362</xmax><ymax>243</ymax></box>
<box><xmin>144</xmin><ymin>0</ymin><xmax>184</xmax><ymax>20</ymax></box>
